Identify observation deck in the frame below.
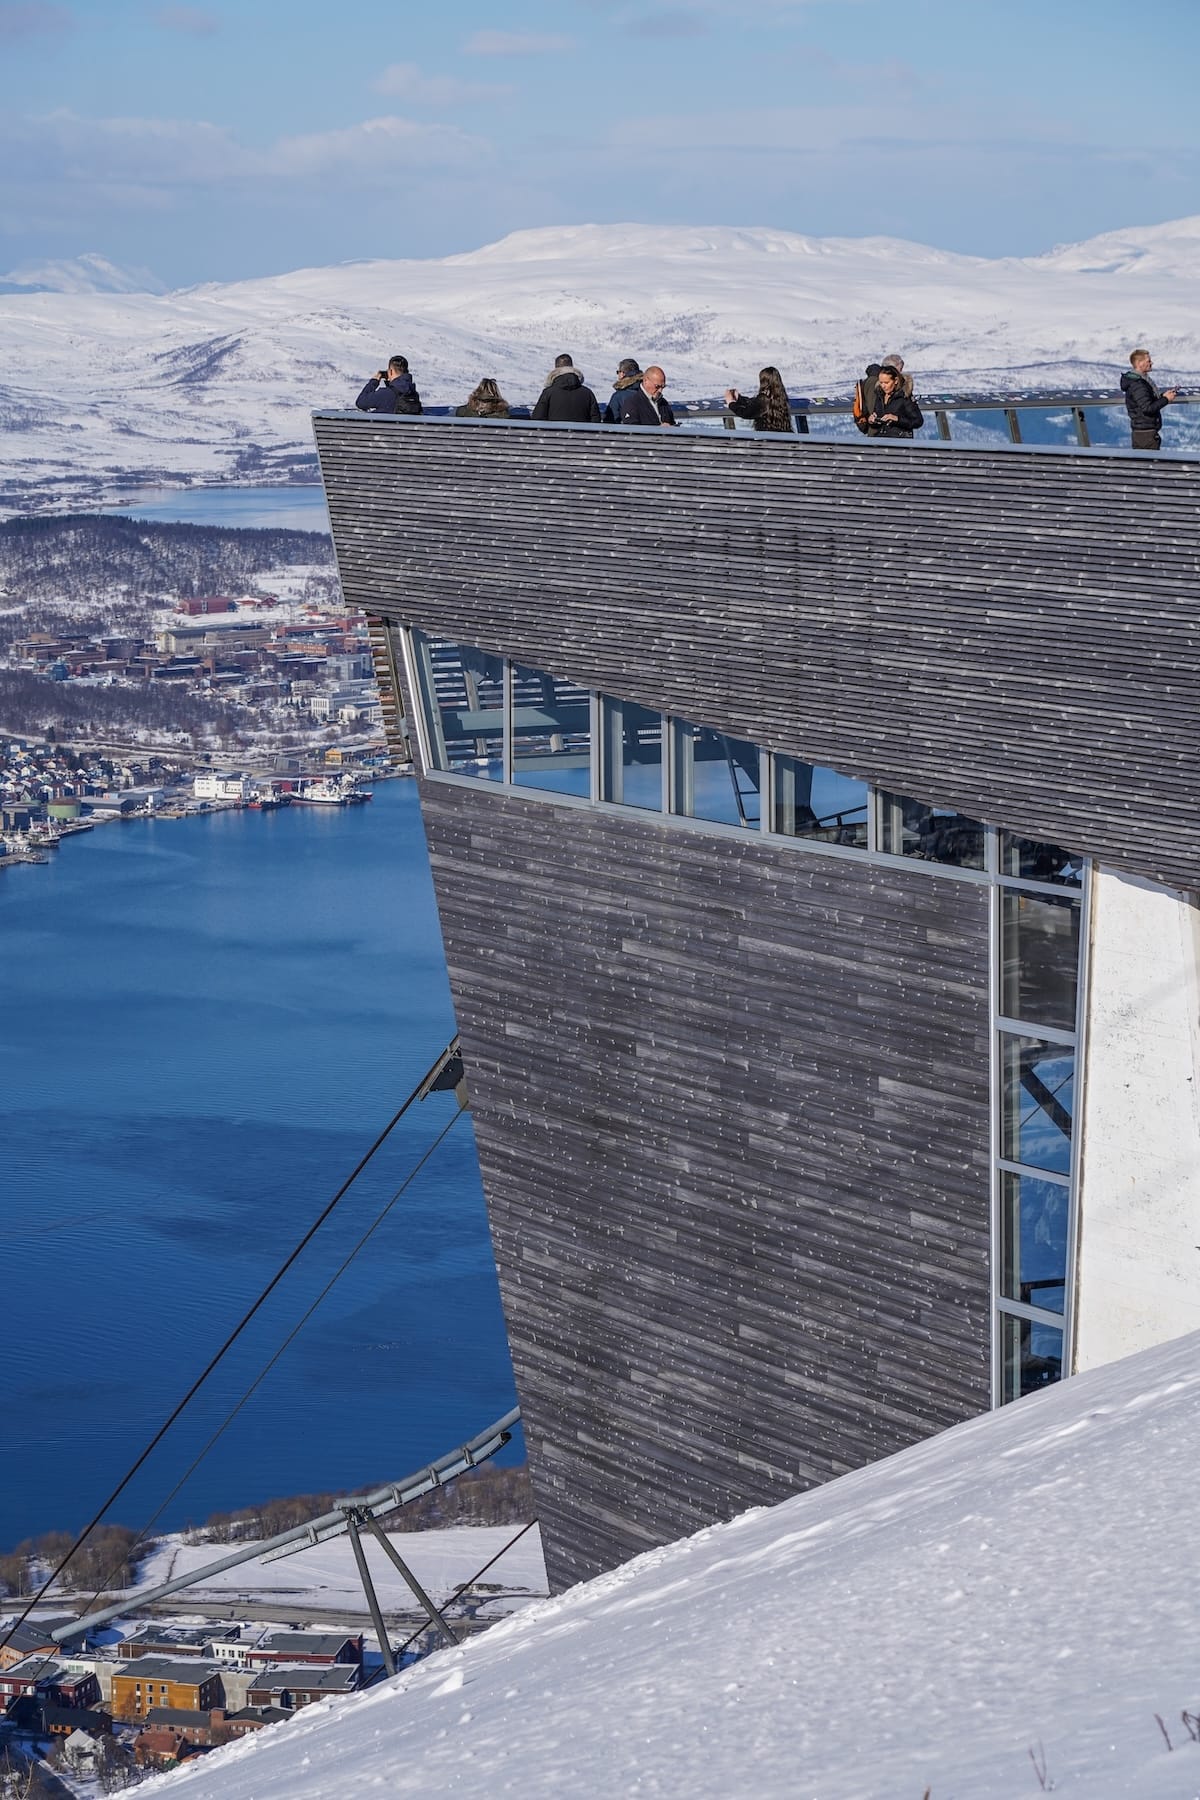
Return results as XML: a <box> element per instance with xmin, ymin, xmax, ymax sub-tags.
<box><xmin>314</xmin><ymin>401</ymin><xmax>1200</xmax><ymax>1589</ymax></box>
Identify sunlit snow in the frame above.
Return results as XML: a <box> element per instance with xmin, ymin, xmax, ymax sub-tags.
<box><xmin>141</xmin><ymin>1327</ymin><xmax>1200</xmax><ymax>1800</ymax></box>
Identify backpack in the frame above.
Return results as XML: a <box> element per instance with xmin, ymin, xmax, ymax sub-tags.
<box><xmin>852</xmin><ymin>379</ymin><xmax>871</xmax><ymax>435</ymax></box>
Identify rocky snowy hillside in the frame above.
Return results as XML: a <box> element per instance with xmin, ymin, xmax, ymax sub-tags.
<box><xmin>4</xmin><ymin>216</ymin><xmax>1200</xmax><ymax>511</ymax></box>
<box><xmin>141</xmin><ymin>1327</ymin><xmax>1200</xmax><ymax>1800</ymax></box>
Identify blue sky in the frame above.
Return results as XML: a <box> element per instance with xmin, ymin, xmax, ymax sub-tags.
<box><xmin>1</xmin><ymin>0</ymin><xmax>1197</xmax><ymax>287</ymax></box>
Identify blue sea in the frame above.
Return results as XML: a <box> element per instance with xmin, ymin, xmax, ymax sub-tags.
<box><xmin>0</xmin><ymin>778</ymin><xmax>518</xmax><ymax>1551</ymax></box>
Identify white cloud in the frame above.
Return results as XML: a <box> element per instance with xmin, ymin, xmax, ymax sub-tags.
<box><xmin>372</xmin><ymin>62</ymin><xmax>512</xmax><ymax>106</ymax></box>
<box><xmin>0</xmin><ymin>108</ymin><xmax>491</xmax><ymax>201</ymax></box>
<box><xmin>153</xmin><ymin>5</ymin><xmax>219</xmax><ymax>34</ymax></box>
<box><xmin>267</xmin><ymin>115</ymin><xmax>488</xmax><ymax>179</ymax></box>
<box><xmin>0</xmin><ymin>1</ymin><xmax>72</xmax><ymax>40</ymax></box>
<box><xmin>463</xmin><ymin>29</ymin><xmax>575</xmax><ymax>55</ymax></box>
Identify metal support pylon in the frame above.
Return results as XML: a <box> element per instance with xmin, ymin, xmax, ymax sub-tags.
<box><xmin>358</xmin><ymin>1511</ymin><xmax>459</xmax><ymax>1648</ymax></box>
<box><xmin>345</xmin><ymin>1511</ymin><xmax>397</xmax><ymax>1678</ymax></box>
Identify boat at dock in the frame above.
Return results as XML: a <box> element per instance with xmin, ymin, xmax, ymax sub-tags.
<box><xmin>290</xmin><ymin>777</ymin><xmax>373</xmax><ymax>806</ymax></box>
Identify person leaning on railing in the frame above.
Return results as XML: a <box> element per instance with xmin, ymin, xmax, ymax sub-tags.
<box><xmin>865</xmin><ymin>366</ymin><xmax>924</xmax><ymax>438</ymax></box>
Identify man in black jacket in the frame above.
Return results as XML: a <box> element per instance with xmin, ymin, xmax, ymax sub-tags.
<box><xmin>355</xmin><ymin>357</ymin><xmax>422</xmax><ymax>415</ymax></box>
<box><xmin>617</xmin><ymin>366</ymin><xmax>677</xmax><ymax>427</ymax></box>
<box><xmin>1121</xmin><ymin>349</ymin><xmax>1177</xmax><ymax>450</ymax></box>
<box><xmin>531</xmin><ymin>354</ymin><xmax>602</xmax><ymax>424</ymax></box>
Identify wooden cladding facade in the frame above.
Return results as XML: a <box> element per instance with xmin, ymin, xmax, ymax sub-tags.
<box><xmin>420</xmin><ymin>781</ymin><xmax>991</xmax><ymax>1588</ymax></box>
<box><xmin>314</xmin><ymin>413</ymin><xmax>1200</xmax><ymax>893</ymax></box>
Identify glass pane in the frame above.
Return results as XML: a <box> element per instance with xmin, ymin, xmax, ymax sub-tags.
<box><xmin>1080</xmin><ymin>407</ymin><xmax>1130</xmax><ymax>451</ymax></box>
<box><xmin>673</xmin><ymin>720</ymin><xmax>760</xmax><ymax>827</ymax></box>
<box><xmin>1001</xmin><ymin>1035</ymin><xmax>1074</xmax><ymax>1175</ymax></box>
<box><xmin>413</xmin><ymin>634</ymin><xmax>504</xmax><ymax>780</ymax></box>
<box><xmin>1001</xmin><ymin>891</ymin><xmax>1080</xmax><ymax>1032</ymax></box>
<box><xmin>602</xmin><ymin>699</ymin><xmax>663</xmax><ymax>811</ymax></box>
<box><xmin>1000</xmin><ymin>1171</ymin><xmax>1067</xmax><ymax>1313</ymax></box>
<box><xmin>511</xmin><ymin>663</ymin><xmax>592</xmax><ymax>798</ymax></box>
<box><xmin>879</xmin><ymin>793</ymin><xmax>986</xmax><ymax>868</ymax></box>
<box><xmin>1001</xmin><ymin>1313</ymin><xmax>1063</xmax><ymax>1402</ymax></box>
<box><xmin>772</xmin><ymin>755</ymin><xmax>867</xmax><ymax>848</ymax></box>
<box><xmin>999</xmin><ymin>833</ymin><xmax>1083</xmax><ymax>887</ymax></box>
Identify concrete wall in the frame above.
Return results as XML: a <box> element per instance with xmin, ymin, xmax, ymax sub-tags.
<box><xmin>1075</xmin><ymin>869</ymin><xmax>1200</xmax><ymax>1366</ymax></box>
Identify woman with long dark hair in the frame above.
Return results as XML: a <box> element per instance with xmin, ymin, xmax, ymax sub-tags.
<box><xmin>723</xmin><ymin>366</ymin><xmax>794</xmax><ymax>433</ymax></box>
<box><xmin>865</xmin><ymin>366</ymin><xmax>924</xmax><ymax>439</ymax></box>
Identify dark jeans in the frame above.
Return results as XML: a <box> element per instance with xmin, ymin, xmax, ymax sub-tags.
<box><xmin>1131</xmin><ymin>428</ymin><xmax>1162</xmax><ymax>450</ymax></box>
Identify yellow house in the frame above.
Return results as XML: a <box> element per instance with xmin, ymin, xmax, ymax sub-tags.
<box><xmin>110</xmin><ymin>1657</ymin><xmax>222</xmax><ymax>1720</ymax></box>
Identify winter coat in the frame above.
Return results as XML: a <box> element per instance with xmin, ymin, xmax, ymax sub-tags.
<box><xmin>617</xmin><ymin>385</ymin><xmax>678</xmax><ymax>428</ymax></box>
<box><xmin>728</xmin><ymin>393</ymin><xmax>795</xmax><ymax>433</ymax></box>
<box><xmin>866</xmin><ymin>391</ymin><xmax>924</xmax><ymax>438</ymax></box>
<box><xmin>1120</xmin><ymin>371</ymin><xmax>1170</xmax><ymax>434</ymax></box>
<box><xmin>531</xmin><ymin>371</ymin><xmax>602</xmax><ymax>424</ymax></box>
<box><xmin>455</xmin><ymin>398</ymin><xmax>511</xmax><ymax>418</ymax></box>
<box><xmin>604</xmin><ymin>372</ymin><xmax>645</xmax><ymax>424</ymax></box>
<box><xmin>355</xmin><ymin>373</ymin><xmax>422</xmax><ymax>415</ymax></box>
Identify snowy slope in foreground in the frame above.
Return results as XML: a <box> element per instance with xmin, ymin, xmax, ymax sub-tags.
<box><xmin>4</xmin><ymin>216</ymin><xmax>1200</xmax><ymax>509</ymax></box>
<box><xmin>142</xmin><ymin>1330</ymin><xmax>1200</xmax><ymax>1800</ymax></box>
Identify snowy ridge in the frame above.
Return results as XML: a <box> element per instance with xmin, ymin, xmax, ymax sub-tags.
<box><xmin>142</xmin><ymin>1328</ymin><xmax>1200</xmax><ymax>1799</ymax></box>
<box><xmin>4</xmin><ymin>216</ymin><xmax>1200</xmax><ymax>509</ymax></box>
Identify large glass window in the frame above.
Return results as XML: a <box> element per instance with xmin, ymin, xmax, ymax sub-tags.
<box><xmin>1000</xmin><ymin>1313</ymin><xmax>1064</xmax><ymax>1402</ymax></box>
<box><xmin>412</xmin><ymin>633</ymin><xmax>504</xmax><ymax>780</ymax></box>
<box><xmin>510</xmin><ymin>664</ymin><xmax>591</xmax><ymax>798</ymax></box>
<box><xmin>879</xmin><ymin>793</ymin><xmax>986</xmax><ymax>868</ymax></box>
<box><xmin>601</xmin><ymin>699</ymin><xmax>664</xmax><ymax>811</ymax></box>
<box><xmin>671</xmin><ymin>721</ymin><xmax>760</xmax><ymax>827</ymax></box>
<box><xmin>999</xmin><ymin>832</ymin><xmax>1083</xmax><ymax>887</ymax></box>
<box><xmin>1000</xmin><ymin>1034</ymin><xmax>1074</xmax><ymax>1177</ymax></box>
<box><xmin>1000</xmin><ymin>891</ymin><xmax>1081</xmax><ymax>1033</ymax></box>
<box><xmin>999</xmin><ymin>1170</ymin><xmax>1068</xmax><ymax>1314</ymax></box>
<box><xmin>772</xmin><ymin>755</ymin><xmax>867</xmax><ymax>847</ymax></box>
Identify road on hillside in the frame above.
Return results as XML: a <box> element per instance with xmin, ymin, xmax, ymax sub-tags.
<box><xmin>138</xmin><ymin>1596</ymin><xmax>494</xmax><ymax>1637</ymax></box>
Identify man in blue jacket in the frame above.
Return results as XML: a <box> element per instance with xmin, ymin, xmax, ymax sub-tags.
<box><xmin>355</xmin><ymin>356</ymin><xmax>422</xmax><ymax>415</ymax></box>
<box><xmin>617</xmin><ymin>366</ymin><xmax>677</xmax><ymax>427</ymax></box>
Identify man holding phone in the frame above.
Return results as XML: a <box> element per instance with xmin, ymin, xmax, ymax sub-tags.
<box><xmin>1121</xmin><ymin>349</ymin><xmax>1177</xmax><ymax>450</ymax></box>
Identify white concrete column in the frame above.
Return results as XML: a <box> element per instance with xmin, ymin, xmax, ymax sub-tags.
<box><xmin>1074</xmin><ymin>867</ymin><xmax>1200</xmax><ymax>1368</ymax></box>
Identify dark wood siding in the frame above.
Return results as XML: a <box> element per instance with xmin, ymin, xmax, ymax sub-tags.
<box><xmin>421</xmin><ymin>779</ymin><xmax>991</xmax><ymax>1588</ymax></box>
<box><xmin>314</xmin><ymin>413</ymin><xmax>1200</xmax><ymax>892</ymax></box>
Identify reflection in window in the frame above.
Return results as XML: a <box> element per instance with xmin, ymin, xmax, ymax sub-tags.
<box><xmin>1001</xmin><ymin>891</ymin><xmax>1081</xmax><ymax>1033</ymax></box>
<box><xmin>672</xmin><ymin>721</ymin><xmax>760</xmax><ymax>827</ymax></box>
<box><xmin>999</xmin><ymin>833</ymin><xmax>1083</xmax><ymax>888</ymax></box>
<box><xmin>1000</xmin><ymin>1313</ymin><xmax>1063</xmax><ymax>1402</ymax></box>
<box><xmin>1001</xmin><ymin>1034</ymin><xmax>1074</xmax><ymax>1176</ymax></box>
<box><xmin>879</xmin><ymin>793</ymin><xmax>986</xmax><ymax>868</ymax></box>
<box><xmin>511</xmin><ymin>663</ymin><xmax>592</xmax><ymax>798</ymax></box>
<box><xmin>1000</xmin><ymin>1171</ymin><xmax>1067</xmax><ymax>1314</ymax></box>
<box><xmin>772</xmin><ymin>756</ymin><xmax>867</xmax><ymax>847</ymax></box>
<box><xmin>601</xmin><ymin>699</ymin><xmax>664</xmax><ymax>811</ymax></box>
<box><xmin>413</xmin><ymin>633</ymin><xmax>504</xmax><ymax>780</ymax></box>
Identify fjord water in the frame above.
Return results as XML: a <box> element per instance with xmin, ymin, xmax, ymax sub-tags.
<box><xmin>0</xmin><ymin>780</ymin><xmax>517</xmax><ymax>1551</ymax></box>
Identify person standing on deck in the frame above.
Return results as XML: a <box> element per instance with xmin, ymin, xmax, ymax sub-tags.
<box><xmin>617</xmin><ymin>366</ymin><xmax>677</xmax><ymax>427</ymax></box>
<box><xmin>1121</xmin><ymin>349</ymin><xmax>1177</xmax><ymax>450</ymax></box>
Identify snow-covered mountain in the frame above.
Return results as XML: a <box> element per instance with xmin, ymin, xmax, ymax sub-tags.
<box><xmin>4</xmin><ymin>217</ymin><xmax>1200</xmax><ymax>510</ymax></box>
<box><xmin>141</xmin><ymin>1326</ymin><xmax>1200</xmax><ymax>1799</ymax></box>
<box><xmin>0</xmin><ymin>251</ymin><xmax>165</xmax><ymax>296</ymax></box>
